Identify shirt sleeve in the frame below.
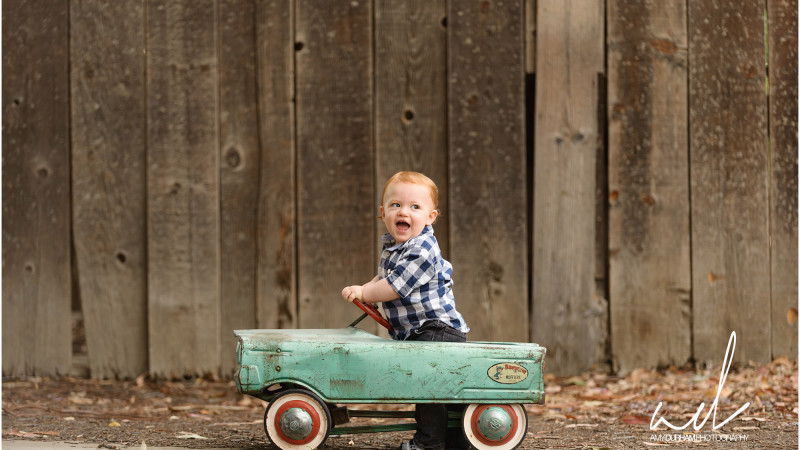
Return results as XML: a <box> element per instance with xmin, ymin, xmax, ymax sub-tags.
<box><xmin>384</xmin><ymin>242</ymin><xmax>436</xmax><ymax>299</ymax></box>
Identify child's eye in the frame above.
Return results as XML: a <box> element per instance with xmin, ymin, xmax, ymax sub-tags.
<box><xmin>411</xmin><ymin>205</ymin><xmax>420</xmax><ymax>210</ymax></box>
<box><xmin>390</xmin><ymin>202</ymin><xmax>400</xmax><ymax>208</ymax></box>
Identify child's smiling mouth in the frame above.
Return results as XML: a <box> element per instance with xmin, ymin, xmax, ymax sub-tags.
<box><xmin>396</xmin><ymin>220</ymin><xmax>411</xmax><ymax>233</ymax></box>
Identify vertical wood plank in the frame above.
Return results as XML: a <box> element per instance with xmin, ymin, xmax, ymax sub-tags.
<box><xmin>219</xmin><ymin>0</ymin><xmax>259</xmax><ymax>376</ymax></box>
<box><xmin>71</xmin><ymin>0</ymin><xmax>148</xmax><ymax>378</ymax></box>
<box><xmin>448</xmin><ymin>0</ymin><xmax>528</xmax><ymax>342</ymax></box>
<box><xmin>255</xmin><ymin>0</ymin><xmax>296</xmax><ymax>330</ymax></box>
<box><xmin>375</xmin><ymin>0</ymin><xmax>449</xmax><ymax>261</ymax></box>
<box><xmin>296</xmin><ymin>0</ymin><xmax>374</xmax><ymax>329</ymax></box>
<box><xmin>2</xmin><ymin>0</ymin><xmax>72</xmax><ymax>377</ymax></box>
<box><xmin>147</xmin><ymin>0</ymin><xmax>220</xmax><ymax>377</ymax></box>
<box><xmin>607</xmin><ymin>0</ymin><xmax>691</xmax><ymax>374</ymax></box>
<box><xmin>767</xmin><ymin>0</ymin><xmax>798</xmax><ymax>359</ymax></box>
<box><xmin>531</xmin><ymin>0</ymin><xmax>605</xmax><ymax>375</ymax></box>
<box><xmin>689</xmin><ymin>0</ymin><xmax>770</xmax><ymax>364</ymax></box>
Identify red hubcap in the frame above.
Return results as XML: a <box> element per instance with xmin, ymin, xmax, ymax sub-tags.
<box><xmin>273</xmin><ymin>400</ymin><xmax>321</xmax><ymax>445</ymax></box>
<box><xmin>470</xmin><ymin>405</ymin><xmax>519</xmax><ymax>446</ymax></box>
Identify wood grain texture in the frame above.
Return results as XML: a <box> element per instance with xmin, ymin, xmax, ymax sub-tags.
<box><xmin>2</xmin><ymin>0</ymin><xmax>72</xmax><ymax>377</ymax></box>
<box><xmin>3</xmin><ymin>0</ymin><xmax>791</xmax><ymax>379</ymax></box>
<box><xmin>255</xmin><ymin>0</ymin><xmax>296</xmax><ymax>331</ymax></box>
<box><xmin>767</xmin><ymin>0</ymin><xmax>798</xmax><ymax>359</ymax></box>
<box><xmin>374</xmin><ymin>0</ymin><xmax>449</xmax><ymax>262</ymax></box>
<box><xmin>531</xmin><ymin>0</ymin><xmax>606</xmax><ymax>375</ymax></box>
<box><xmin>295</xmin><ymin>0</ymin><xmax>374</xmax><ymax>329</ymax></box>
<box><xmin>219</xmin><ymin>0</ymin><xmax>260</xmax><ymax>376</ymax></box>
<box><xmin>689</xmin><ymin>0</ymin><xmax>770</xmax><ymax>364</ymax></box>
<box><xmin>607</xmin><ymin>0</ymin><xmax>691</xmax><ymax>374</ymax></box>
<box><xmin>70</xmin><ymin>0</ymin><xmax>148</xmax><ymax>378</ymax></box>
<box><xmin>448</xmin><ymin>0</ymin><xmax>528</xmax><ymax>342</ymax></box>
<box><xmin>146</xmin><ymin>0</ymin><xmax>220</xmax><ymax>377</ymax></box>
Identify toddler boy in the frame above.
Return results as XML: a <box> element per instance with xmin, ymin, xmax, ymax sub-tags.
<box><xmin>342</xmin><ymin>171</ymin><xmax>470</xmax><ymax>450</ymax></box>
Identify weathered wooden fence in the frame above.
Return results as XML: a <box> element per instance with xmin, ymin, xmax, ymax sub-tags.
<box><xmin>3</xmin><ymin>0</ymin><xmax>797</xmax><ymax>378</ymax></box>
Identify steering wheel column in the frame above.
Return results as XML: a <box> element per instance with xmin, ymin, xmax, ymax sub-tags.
<box><xmin>351</xmin><ymin>299</ymin><xmax>393</xmax><ymax>332</ymax></box>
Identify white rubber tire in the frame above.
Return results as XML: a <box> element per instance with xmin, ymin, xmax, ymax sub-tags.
<box><xmin>263</xmin><ymin>390</ymin><xmax>331</xmax><ymax>450</ymax></box>
<box><xmin>462</xmin><ymin>403</ymin><xmax>528</xmax><ymax>450</ymax></box>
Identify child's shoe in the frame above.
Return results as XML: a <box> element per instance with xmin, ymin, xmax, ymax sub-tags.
<box><xmin>398</xmin><ymin>439</ymin><xmax>424</xmax><ymax>450</ymax></box>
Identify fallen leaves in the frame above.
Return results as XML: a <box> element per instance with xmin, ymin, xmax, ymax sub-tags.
<box><xmin>175</xmin><ymin>431</ymin><xmax>208</xmax><ymax>440</ymax></box>
<box><xmin>0</xmin><ymin>359</ymin><xmax>796</xmax><ymax>448</ymax></box>
<box><xmin>2</xmin><ymin>376</ymin><xmax>264</xmax><ymax>448</ymax></box>
<box><xmin>564</xmin><ymin>423</ymin><xmax>599</xmax><ymax>428</ymax></box>
<box><xmin>532</xmin><ymin>357</ymin><xmax>797</xmax><ymax>434</ymax></box>
<box><xmin>620</xmin><ymin>414</ymin><xmax>650</xmax><ymax>425</ymax></box>
<box><xmin>4</xmin><ymin>429</ymin><xmax>61</xmax><ymax>438</ymax></box>
<box><xmin>69</xmin><ymin>392</ymin><xmax>95</xmax><ymax>405</ymax></box>
<box><xmin>739</xmin><ymin>416</ymin><xmax>767</xmax><ymax>422</ymax></box>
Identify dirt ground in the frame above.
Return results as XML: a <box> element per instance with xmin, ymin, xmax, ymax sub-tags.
<box><xmin>2</xmin><ymin>358</ymin><xmax>797</xmax><ymax>449</ymax></box>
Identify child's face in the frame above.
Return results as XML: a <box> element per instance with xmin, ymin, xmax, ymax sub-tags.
<box><xmin>380</xmin><ymin>181</ymin><xmax>438</xmax><ymax>244</ymax></box>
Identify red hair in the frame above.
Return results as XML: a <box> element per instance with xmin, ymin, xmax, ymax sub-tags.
<box><xmin>381</xmin><ymin>171</ymin><xmax>439</xmax><ymax>208</ymax></box>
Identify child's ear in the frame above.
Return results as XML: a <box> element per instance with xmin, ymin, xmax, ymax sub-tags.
<box><xmin>427</xmin><ymin>209</ymin><xmax>439</xmax><ymax>225</ymax></box>
<box><xmin>378</xmin><ymin>205</ymin><xmax>384</xmax><ymax>219</ymax></box>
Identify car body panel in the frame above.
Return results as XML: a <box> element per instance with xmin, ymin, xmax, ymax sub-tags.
<box><xmin>234</xmin><ymin>327</ymin><xmax>546</xmax><ymax>405</ymax></box>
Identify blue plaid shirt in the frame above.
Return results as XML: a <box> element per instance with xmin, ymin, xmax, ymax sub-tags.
<box><xmin>378</xmin><ymin>226</ymin><xmax>469</xmax><ymax>340</ymax></box>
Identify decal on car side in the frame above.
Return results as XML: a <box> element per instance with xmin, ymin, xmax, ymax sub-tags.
<box><xmin>487</xmin><ymin>363</ymin><xmax>528</xmax><ymax>384</ymax></box>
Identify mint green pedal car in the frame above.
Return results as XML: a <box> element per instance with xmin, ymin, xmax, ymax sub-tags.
<box><xmin>234</xmin><ymin>300</ymin><xmax>546</xmax><ymax>450</ymax></box>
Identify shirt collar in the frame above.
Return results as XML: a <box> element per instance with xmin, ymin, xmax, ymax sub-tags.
<box><xmin>382</xmin><ymin>225</ymin><xmax>434</xmax><ymax>250</ymax></box>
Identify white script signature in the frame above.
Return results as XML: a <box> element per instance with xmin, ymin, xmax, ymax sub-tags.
<box><xmin>649</xmin><ymin>331</ymin><xmax>750</xmax><ymax>431</ymax></box>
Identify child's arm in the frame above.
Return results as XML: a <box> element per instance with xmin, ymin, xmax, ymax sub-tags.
<box><xmin>342</xmin><ymin>276</ymin><xmax>399</xmax><ymax>304</ymax></box>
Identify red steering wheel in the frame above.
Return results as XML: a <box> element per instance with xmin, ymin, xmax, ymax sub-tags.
<box><xmin>352</xmin><ymin>299</ymin><xmax>393</xmax><ymax>332</ymax></box>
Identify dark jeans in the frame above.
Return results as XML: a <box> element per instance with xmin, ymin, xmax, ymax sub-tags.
<box><xmin>406</xmin><ymin>320</ymin><xmax>469</xmax><ymax>450</ymax></box>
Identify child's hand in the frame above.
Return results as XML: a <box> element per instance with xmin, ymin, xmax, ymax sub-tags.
<box><xmin>341</xmin><ymin>285</ymin><xmax>364</xmax><ymax>303</ymax></box>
